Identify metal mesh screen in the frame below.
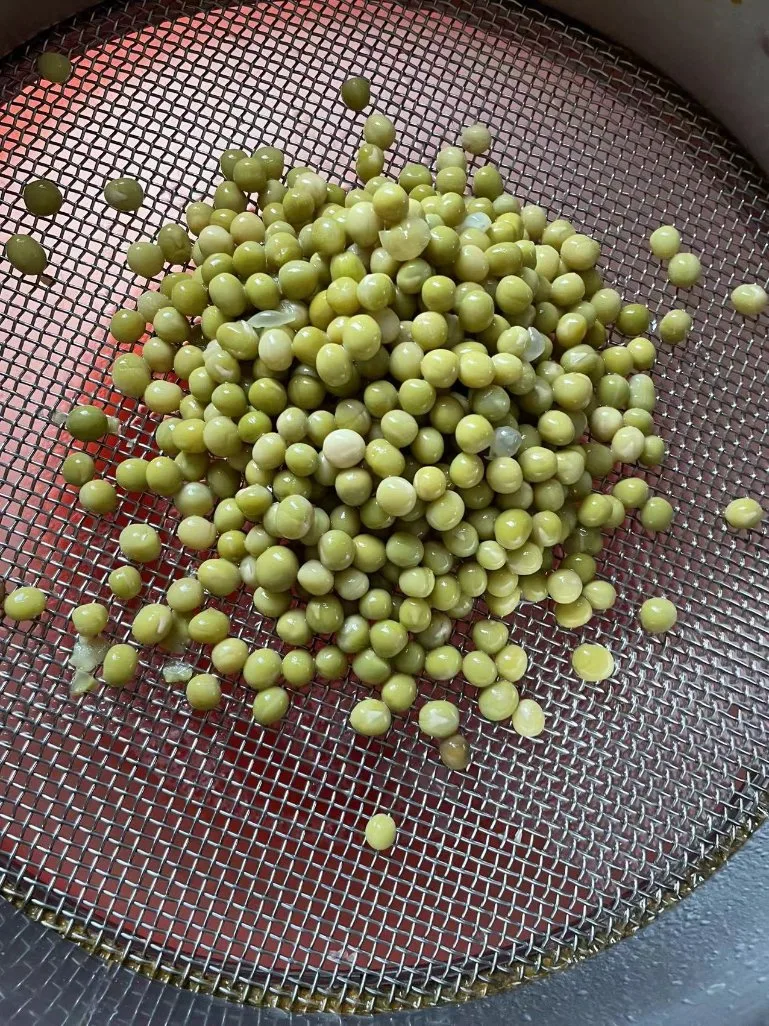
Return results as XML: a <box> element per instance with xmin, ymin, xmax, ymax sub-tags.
<box><xmin>1</xmin><ymin>0</ymin><xmax>768</xmax><ymax>1013</ymax></box>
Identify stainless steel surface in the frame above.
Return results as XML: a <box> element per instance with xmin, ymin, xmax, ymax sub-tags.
<box><xmin>1</xmin><ymin>0</ymin><xmax>768</xmax><ymax>1014</ymax></box>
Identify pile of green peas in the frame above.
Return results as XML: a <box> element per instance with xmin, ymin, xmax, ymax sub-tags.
<box><xmin>49</xmin><ymin>81</ymin><xmax>742</xmax><ymax>772</ymax></box>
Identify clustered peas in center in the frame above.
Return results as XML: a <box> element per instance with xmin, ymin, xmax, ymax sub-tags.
<box><xmin>33</xmin><ymin>79</ymin><xmax>731</xmax><ymax>855</ymax></box>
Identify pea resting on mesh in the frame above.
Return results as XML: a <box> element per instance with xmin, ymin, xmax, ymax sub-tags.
<box><xmin>638</xmin><ymin>596</ymin><xmax>678</xmax><ymax>634</ymax></box>
<box><xmin>5</xmin><ymin>234</ymin><xmax>48</xmax><ymax>275</ymax></box>
<box><xmin>730</xmin><ymin>283</ymin><xmax>768</xmax><ymax>317</ymax></box>
<box><xmin>35</xmin><ymin>51</ymin><xmax>73</xmax><ymax>83</ymax></box>
<box><xmin>4</xmin><ymin>586</ymin><xmax>47</xmax><ymax>622</ymax></box>
<box><xmin>571</xmin><ymin>643</ymin><xmax>614</xmax><ymax>682</ymax></box>
<box><xmin>104</xmin><ymin>176</ymin><xmax>144</xmax><ymax>212</ymax></box>
<box><xmin>723</xmin><ymin>497</ymin><xmax>764</xmax><ymax>530</ymax></box>
<box><xmin>365</xmin><ymin>813</ymin><xmax>397</xmax><ymax>851</ymax></box>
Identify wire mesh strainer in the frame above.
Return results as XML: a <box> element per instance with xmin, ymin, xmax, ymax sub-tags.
<box><xmin>1</xmin><ymin>0</ymin><xmax>768</xmax><ymax>1015</ymax></box>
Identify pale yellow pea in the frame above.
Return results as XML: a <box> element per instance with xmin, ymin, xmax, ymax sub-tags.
<box><xmin>571</xmin><ymin>643</ymin><xmax>615</xmax><ymax>682</ymax></box>
<box><xmin>365</xmin><ymin>812</ymin><xmax>397</xmax><ymax>851</ymax></box>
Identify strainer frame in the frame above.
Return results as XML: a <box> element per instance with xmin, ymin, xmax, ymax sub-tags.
<box><xmin>1</xmin><ymin>0</ymin><xmax>769</xmax><ymax>1016</ymax></box>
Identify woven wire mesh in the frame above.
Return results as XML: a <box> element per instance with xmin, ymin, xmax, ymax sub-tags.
<box><xmin>0</xmin><ymin>0</ymin><xmax>768</xmax><ymax>1013</ymax></box>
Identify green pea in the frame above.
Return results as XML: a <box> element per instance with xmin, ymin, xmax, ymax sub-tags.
<box><xmin>71</xmin><ymin>602</ymin><xmax>108</xmax><ymax>637</ymax></box>
<box><xmin>276</xmin><ymin>609</ymin><xmax>312</xmax><ymax>646</ymax></box>
<box><xmin>109</xmin><ymin>565</ymin><xmax>142</xmax><ymax>600</ymax></box>
<box><xmin>102</xmin><ymin>644</ymin><xmax>139</xmax><ymax>687</ymax></box>
<box><xmin>724</xmin><ymin>497</ymin><xmax>764</xmax><ymax>529</ymax></box>
<box><xmin>462</xmin><ymin>650</ymin><xmax>497</xmax><ymax>688</ymax></box>
<box><xmin>731</xmin><ymin>283</ymin><xmax>768</xmax><ymax>317</ymax></box>
<box><xmin>659</xmin><ymin>309</ymin><xmax>692</xmax><ymax>345</ymax></box>
<box><xmin>638</xmin><ymin>596</ymin><xmax>677</xmax><ymax>634</ymax></box>
<box><xmin>553</xmin><ymin>596</ymin><xmax>593</xmax><ymax>629</ymax></box>
<box><xmin>418</xmin><ymin>699</ymin><xmax>460</xmax><ymax>737</ymax></box>
<box><xmin>186</xmin><ymin>674</ymin><xmax>222</xmax><ymax>711</ymax></box>
<box><xmin>187</xmin><ymin>607</ymin><xmax>230</xmax><ymax>644</ymax></box>
<box><xmin>582</xmin><ymin>580</ymin><xmax>617</xmax><ymax>610</ymax></box>
<box><xmin>104</xmin><ymin>176</ymin><xmax>144</xmax><ymax>212</ymax></box>
<box><xmin>649</xmin><ymin>224</ymin><xmax>681</xmax><ymax>260</ymax></box>
<box><xmin>640</xmin><ymin>496</ymin><xmax>674</xmax><ymax>532</ymax></box>
<box><xmin>349</xmin><ymin>696</ymin><xmax>391</xmax><ymax>735</ymax></box>
<box><xmin>4</xmin><ymin>586</ymin><xmax>47</xmax><ymax>621</ymax></box>
<box><xmin>131</xmin><ymin>603</ymin><xmax>173</xmax><ymax>645</ymax></box>
<box><xmin>243</xmin><ymin>648</ymin><xmax>282</xmax><ymax>690</ymax></box>
<box><xmin>315</xmin><ymin>645</ymin><xmax>348</xmax><ymax>681</ymax></box>
<box><xmin>667</xmin><ymin>252</ymin><xmax>701</xmax><ymax>288</ymax></box>
<box><xmin>79</xmin><ymin>479</ymin><xmax>118</xmax><ymax>514</ymax></box>
<box><xmin>282</xmin><ymin>650</ymin><xmax>315</xmax><ymax>688</ymax></box>
<box><xmin>62</xmin><ymin>452</ymin><xmax>95</xmax><ymax>485</ymax></box>
<box><xmin>252</xmin><ymin>686</ymin><xmax>290</xmax><ymax>725</ymax></box>
<box><xmin>341</xmin><ymin>74</ymin><xmax>371</xmax><ymax>111</ymax></box>
<box><xmin>478</xmin><ymin>680</ymin><xmax>520</xmax><ymax>721</ymax></box>
<box><xmin>616</xmin><ymin>303</ymin><xmax>650</xmax><ymax>337</ymax></box>
<box><xmin>424</xmin><ymin>645</ymin><xmax>462</xmax><ymax>681</ymax></box>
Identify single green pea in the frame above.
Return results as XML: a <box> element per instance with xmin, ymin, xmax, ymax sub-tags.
<box><xmin>104</xmin><ymin>176</ymin><xmax>144</xmax><ymax>212</ymax></box>
<box><xmin>364</xmin><ymin>812</ymin><xmax>397</xmax><ymax>850</ymax></box>
<box><xmin>638</xmin><ymin>596</ymin><xmax>678</xmax><ymax>634</ymax></box>
<box><xmin>640</xmin><ymin>496</ymin><xmax>675</xmax><ymax>532</ymax></box>
<box><xmin>243</xmin><ymin>648</ymin><xmax>282</xmax><ymax>690</ymax></box>
<box><xmin>131</xmin><ymin>603</ymin><xmax>173</xmax><ymax>645</ymax></box>
<box><xmin>71</xmin><ymin>602</ymin><xmax>108</xmax><ymax>637</ymax></box>
<box><xmin>495</xmin><ymin>644</ymin><xmax>527</xmax><ymax>682</ymax></box>
<box><xmin>462</xmin><ymin>650</ymin><xmax>497</xmax><ymax>688</ymax></box>
<box><xmin>380</xmin><ymin>673</ymin><xmax>416</xmax><ymax>714</ymax></box>
<box><xmin>349</xmin><ymin>696</ymin><xmax>391</xmax><ymax>735</ymax></box>
<box><xmin>282</xmin><ymin>649</ymin><xmax>315</xmax><ymax>688</ymax></box>
<box><xmin>36</xmin><ymin>50</ymin><xmax>73</xmax><ymax>83</ymax></box>
<box><xmin>424</xmin><ymin>645</ymin><xmax>462</xmax><ymax>681</ymax></box>
<box><xmin>187</xmin><ymin>607</ymin><xmax>230</xmax><ymax>644</ymax></box>
<box><xmin>659</xmin><ymin>309</ymin><xmax>692</xmax><ymax>345</ymax></box>
<box><xmin>724</xmin><ymin>496</ymin><xmax>764</xmax><ymax>529</ymax></box>
<box><xmin>559</xmin><ymin>552</ymin><xmax>597</xmax><ymax>584</ymax></box>
<box><xmin>276</xmin><ymin>609</ymin><xmax>312</xmax><ymax>646</ymax></box>
<box><xmin>418</xmin><ymin>699</ymin><xmax>460</xmax><ymax>738</ymax></box>
<box><xmin>512</xmin><ymin>698</ymin><xmax>546</xmax><ymax>738</ymax></box>
<box><xmin>667</xmin><ymin>252</ymin><xmax>701</xmax><ymax>288</ymax></box>
<box><xmin>109</xmin><ymin>565</ymin><xmax>142</xmax><ymax>600</ymax></box>
<box><xmin>616</xmin><ymin>303</ymin><xmax>650</xmax><ymax>337</ymax></box>
<box><xmin>210</xmin><ymin>638</ymin><xmax>249</xmax><ymax>675</ymax></box>
<box><xmin>4</xmin><ymin>586</ymin><xmax>47</xmax><ymax>621</ymax></box>
<box><xmin>315</xmin><ymin>645</ymin><xmax>348</xmax><ymax>681</ymax></box>
<box><xmin>23</xmin><ymin>177</ymin><xmax>63</xmax><ymax>217</ymax></box>
<box><xmin>102</xmin><ymin>644</ymin><xmax>139</xmax><ymax>687</ymax></box>
<box><xmin>185</xmin><ymin>674</ymin><xmax>222</xmax><ymax>711</ymax></box>
<box><xmin>252</xmin><ymin>686</ymin><xmax>290</xmax><ymax>725</ymax></box>
<box><xmin>582</xmin><ymin>579</ymin><xmax>617</xmax><ymax>610</ymax></box>
<box><xmin>554</xmin><ymin>596</ymin><xmax>593</xmax><ymax>629</ymax></box>
<box><xmin>62</xmin><ymin>452</ymin><xmax>96</xmax><ymax>485</ymax></box>
<box><xmin>571</xmin><ymin>643</ymin><xmax>615</xmax><ymax>682</ymax></box>
<box><xmin>369</xmin><ymin>620</ymin><xmax>408</xmax><ymax>659</ymax></box>
<box><xmin>478</xmin><ymin>680</ymin><xmax>520</xmax><ymax>721</ymax></box>
<box><xmin>341</xmin><ymin>74</ymin><xmax>371</xmax><ymax>111</ymax></box>
<box><xmin>731</xmin><ymin>283</ymin><xmax>768</xmax><ymax>317</ymax></box>
<box><xmin>79</xmin><ymin>479</ymin><xmax>118</xmax><ymax>514</ymax></box>
<box><xmin>65</xmin><ymin>404</ymin><xmax>111</xmax><ymax>443</ymax></box>
<box><xmin>649</xmin><ymin>224</ymin><xmax>681</xmax><ymax>260</ymax></box>
<box><xmin>439</xmin><ymin>734</ymin><xmax>471</xmax><ymax>770</ymax></box>
<box><xmin>336</xmin><ymin>614</ymin><xmax>371</xmax><ymax>654</ymax></box>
